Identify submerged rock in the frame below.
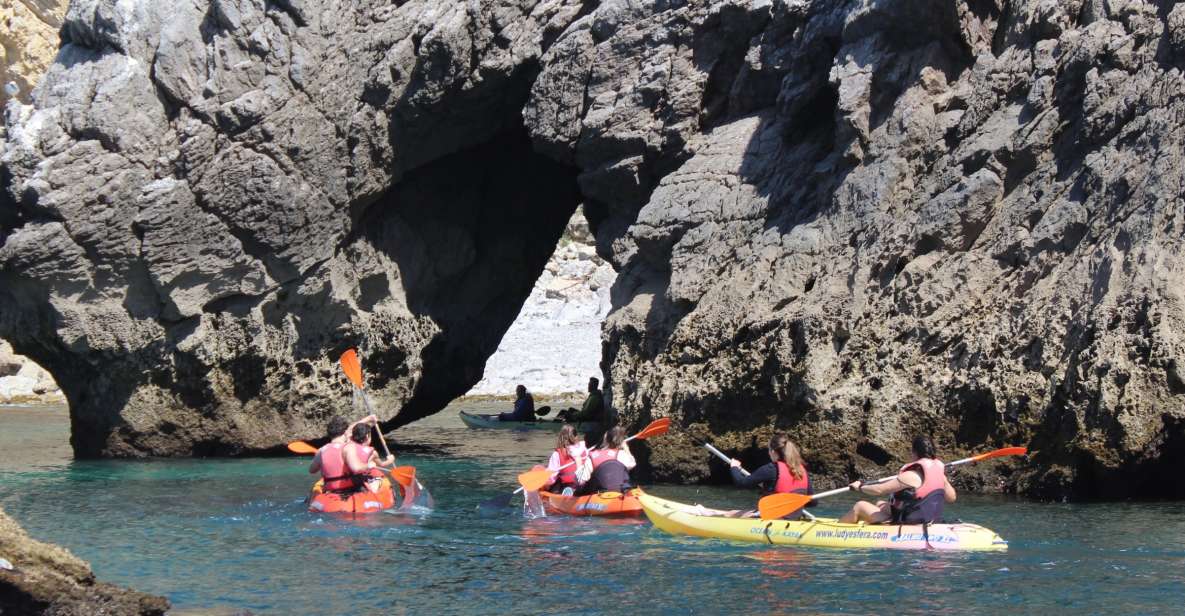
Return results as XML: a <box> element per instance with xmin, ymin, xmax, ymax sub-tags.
<box><xmin>0</xmin><ymin>505</ymin><xmax>169</xmax><ymax>615</ymax></box>
<box><xmin>2</xmin><ymin>0</ymin><xmax>1184</xmax><ymax>499</ymax></box>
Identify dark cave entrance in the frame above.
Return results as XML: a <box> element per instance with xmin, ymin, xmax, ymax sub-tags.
<box><xmin>349</xmin><ymin>122</ymin><xmax>587</xmax><ymax>428</ymax></box>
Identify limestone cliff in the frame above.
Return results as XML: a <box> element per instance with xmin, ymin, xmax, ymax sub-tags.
<box><xmin>3</xmin><ymin>0</ymin><xmax>1185</xmax><ymax>499</ymax></box>
<box><xmin>1</xmin><ymin>0</ymin><xmax>585</xmax><ymax>456</ymax></box>
<box><xmin>0</xmin><ymin>1</ymin><xmax>66</xmax><ymax>107</ymax></box>
<box><xmin>526</xmin><ymin>0</ymin><xmax>1185</xmax><ymax>499</ymax></box>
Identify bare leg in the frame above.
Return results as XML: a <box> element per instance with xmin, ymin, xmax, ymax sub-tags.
<box><xmin>839</xmin><ymin>501</ymin><xmax>891</xmax><ymax>524</ymax></box>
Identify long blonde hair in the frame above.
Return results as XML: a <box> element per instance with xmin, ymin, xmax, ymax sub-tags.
<box><xmin>557</xmin><ymin>424</ymin><xmax>580</xmax><ymax>448</ymax></box>
<box><xmin>770</xmin><ymin>432</ymin><xmax>805</xmax><ymax>480</ymax></box>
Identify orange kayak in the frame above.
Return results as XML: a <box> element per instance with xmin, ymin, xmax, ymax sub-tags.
<box><xmin>308</xmin><ymin>477</ymin><xmax>397</xmax><ymax>515</ymax></box>
<box><xmin>539</xmin><ymin>488</ymin><xmax>644</xmax><ymax>517</ymax></box>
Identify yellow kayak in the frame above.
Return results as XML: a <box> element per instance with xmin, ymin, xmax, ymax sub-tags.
<box><xmin>638</xmin><ymin>490</ymin><xmax>1007</xmax><ymax>551</ymax></box>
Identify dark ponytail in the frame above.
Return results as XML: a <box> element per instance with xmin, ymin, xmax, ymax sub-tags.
<box><xmin>911</xmin><ymin>435</ymin><xmax>936</xmax><ymax>459</ymax></box>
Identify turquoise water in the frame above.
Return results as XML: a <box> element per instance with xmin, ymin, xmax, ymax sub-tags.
<box><xmin>2</xmin><ymin>404</ymin><xmax>1185</xmax><ymax>614</ymax></box>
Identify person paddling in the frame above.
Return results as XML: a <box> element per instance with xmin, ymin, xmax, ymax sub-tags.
<box><xmin>839</xmin><ymin>435</ymin><xmax>956</xmax><ymax>525</ymax></box>
<box><xmin>308</xmin><ymin>414</ymin><xmax>379</xmax><ymax>491</ymax></box>
<box><xmin>342</xmin><ymin>423</ymin><xmax>396</xmax><ymax>493</ymax></box>
<box><xmin>578</xmin><ymin>426</ymin><xmax>636</xmax><ymax>495</ymax></box>
<box><xmin>546</xmin><ymin>425</ymin><xmax>591</xmax><ymax>494</ymax></box>
<box><xmin>497</xmin><ymin>384</ymin><xmax>536</xmax><ymax>422</ymax></box>
<box><xmin>728</xmin><ymin>433</ymin><xmax>812</xmax><ymax>518</ymax></box>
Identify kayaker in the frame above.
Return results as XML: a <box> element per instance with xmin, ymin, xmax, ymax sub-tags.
<box><xmin>308</xmin><ymin>413</ymin><xmax>380</xmax><ymax>492</ymax></box>
<box><xmin>839</xmin><ymin>435</ymin><xmax>956</xmax><ymax>525</ymax></box>
<box><xmin>571</xmin><ymin>377</ymin><xmax>605</xmax><ymax>424</ymax></box>
<box><xmin>497</xmin><ymin>384</ymin><xmax>535</xmax><ymax>422</ymax></box>
<box><xmin>546</xmin><ymin>425</ymin><xmax>591</xmax><ymax>494</ymax></box>
<box><xmin>578</xmin><ymin>426</ymin><xmax>636</xmax><ymax>494</ymax></box>
<box><xmin>343</xmin><ymin>423</ymin><xmax>396</xmax><ymax>493</ymax></box>
<box><xmin>728</xmin><ymin>433</ymin><xmax>811</xmax><ymax>517</ymax></box>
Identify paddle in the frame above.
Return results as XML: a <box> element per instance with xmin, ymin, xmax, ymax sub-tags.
<box><xmin>478</xmin><ymin>417</ymin><xmax>672</xmax><ymax>510</ymax></box>
<box><xmin>288</xmin><ymin>441</ymin><xmax>319</xmax><ymax>455</ymax></box>
<box><xmin>339</xmin><ymin>349</ymin><xmax>396</xmax><ymax>463</ymax></box>
<box><xmin>756</xmin><ymin>446</ymin><xmax>1029</xmax><ymax>520</ymax></box>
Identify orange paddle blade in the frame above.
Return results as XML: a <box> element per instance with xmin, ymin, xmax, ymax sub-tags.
<box><xmin>757</xmin><ymin>493</ymin><xmax>812</xmax><ymax>520</ymax></box>
<box><xmin>340</xmin><ymin>349</ymin><xmax>364</xmax><ymax>389</ymax></box>
<box><xmin>389</xmin><ymin>466</ymin><xmax>416</xmax><ymax>489</ymax></box>
<box><xmin>287</xmin><ymin>441</ymin><xmax>318</xmax><ymax>455</ymax></box>
<box><xmin>970</xmin><ymin>446</ymin><xmax>1027</xmax><ymax>463</ymax></box>
<box><xmin>517</xmin><ymin>466</ymin><xmax>554</xmax><ymax>492</ymax></box>
<box><xmin>632</xmin><ymin>417</ymin><xmax>672</xmax><ymax>441</ymax></box>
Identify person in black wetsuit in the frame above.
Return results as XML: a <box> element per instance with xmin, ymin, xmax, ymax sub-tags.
<box><xmin>727</xmin><ymin>433</ymin><xmax>812</xmax><ymax>518</ymax></box>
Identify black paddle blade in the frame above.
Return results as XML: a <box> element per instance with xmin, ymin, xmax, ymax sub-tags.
<box><xmin>476</xmin><ymin>491</ymin><xmax>517</xmax><ymax>515</ymax></box>
<box><xmin>535</xmin><ymin>405</ymin><xmax>552</xmax><ymax>417</ymax></box>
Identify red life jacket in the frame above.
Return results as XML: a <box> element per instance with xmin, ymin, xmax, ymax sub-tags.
<box><xmin>891</xmin><ymin>458</ymin><xmax>946</xmax><ymax>524</ymax></box>
<box><xmin>343</xmin><ymin>443</ymin><xmax>374</xmax><ymax>475</ymax></box>
<box><xmin>590</xmin><ymin>448</ymin><xmax>618</xmax><ymax>469</ymax></box>
<box><xmin>555</xmin><ymin>447</ymin><xmax>578</xmax><ymax>485</ymax></box>
<box><xmin>318</xmin><ymin>442</ymin><xmax>353</xmax><ymax>492</ymax></box>
<box><xmin>773</xmin><ymin>461</ymin><xmax>810</xmax><ymax>494</ymax></box>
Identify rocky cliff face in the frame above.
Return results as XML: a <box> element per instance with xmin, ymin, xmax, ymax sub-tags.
<box><xmin>3</xmin><ymin>0</ymin><xmax>1184</xmax><ymax>498</ymax></box>
<box><xmin>1</xmin><ymin>0</ymin><xmax>585</xmax><ymax>456</ymax></box>
<box><xmin>0</xmin><ymin>1</ymin><xmax>66</xmax><ymax>107</ymax></box>
<box><xmin>526</xmin><ymin>0</ymin><xmax>1185</xmax><ymax>499</ymax></box>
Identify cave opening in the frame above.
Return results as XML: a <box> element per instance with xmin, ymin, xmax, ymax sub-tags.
<box><xmin>346</xmin><ymin>121</ymin><xmax>591</xmax><ymax>428</ymax></box>
<box><xmin>464</xmin><ymin>204</ymin><xmax>617</xmax><ymax>401</ymax></box>
<box><xmin>0</xmin><ymin>338</ymin><xmax>64</xmax><ymax>406</ymax></box>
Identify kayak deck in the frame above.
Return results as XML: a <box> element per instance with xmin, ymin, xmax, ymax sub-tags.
<box><xmin>638</xmin><ymin>490</ymin><xmax>1007</xmax><ymax>551</ymax></box>
<box><xmin>540</xmin><ymin>488</ymin><xmax>644</xmax><ymax>517</ymax></box>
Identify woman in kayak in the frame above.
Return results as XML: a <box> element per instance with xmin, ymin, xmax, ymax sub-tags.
<box><xmin>578</xmin><ymin>426</ymin><xmax>636</xmax><ymax>494</ymax></box>
<box><xmin>839</xmin><ymin>435</ymin><xmax>956</xmax><ymax>525</ymax></box>
<box><xmin>546</xmin><ymin>425</ymin><xmax>591</xmax><ymax>494</ymax></box>
<box><xmin>726</xmin><ymin>432</ymin><xmax>811</xmax><ymax>518</ymax></box>
<box><xmin>343</xmin><ymin>423</ymin><xmax>396</xmax><ymax>493</ymax></box>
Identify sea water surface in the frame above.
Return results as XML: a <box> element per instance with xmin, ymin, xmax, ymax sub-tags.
<box><xmin>1</xmin><ymin>403</ymin><xmax>1184</xmax><ymax>615</ymax></box>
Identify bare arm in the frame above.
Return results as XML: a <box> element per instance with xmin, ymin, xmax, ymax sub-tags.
<box><xmin>943</xmin><ymin>477</ymin><xmax>957</xmax><ymax>503</ymax></box>
<box><xmin>618</xmin><ymin>444</ymin><xmax>637</xmax><ymax>470</ymax></box>
<box><xmin>308</xmin><ymin>450</ymin><xmax>322</xmax><ymax>475</ymax></box>
<box><xmin>850</xmin><ymin>470</ymin><xmax>921</xmax><ymax>497</ymax></box>
<box><xmin>344</xmin><ymin>446</ymin><xmax>369</xmax><ymax>474</ymax></box>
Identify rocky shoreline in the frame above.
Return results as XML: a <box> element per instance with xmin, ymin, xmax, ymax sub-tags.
<box><xmin>0</xmin><ymin>505</ymin><xmax>168</xmax><ymax>615</ymax></box>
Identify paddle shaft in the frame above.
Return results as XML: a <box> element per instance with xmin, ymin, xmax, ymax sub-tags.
<box><xmin>811</xmin><ymin>452</ymin><xmax>1005</xmax><ymax>500</ymax></box>
<box><xmin>703</xmin><ymin>442</ymin><xmax>750</xmax><ymax>477</ymax></box>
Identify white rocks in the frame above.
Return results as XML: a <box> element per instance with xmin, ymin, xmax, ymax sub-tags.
<box><xmin>0</xmin><ymin>340</ymin><xmax>63</xmax><ymax>405</ymax></box>
<box><xmin>469</xmin><ymin>210</ymin><xmax>616</xmax><ymax>397</ymax></box>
